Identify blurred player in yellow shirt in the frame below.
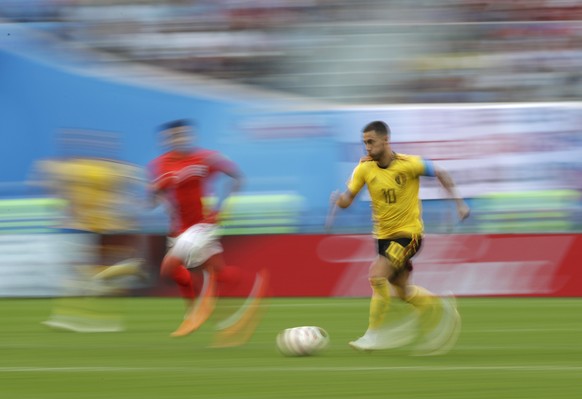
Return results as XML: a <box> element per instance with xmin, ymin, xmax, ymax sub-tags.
<box><xmin>332</xmin><ymin>121</ymin><xmax>470</xmax><ymax>354</ymax></box>
<box><xmin>41</xmin><ymin>157</ymin><xmax>138</xmax><ymax>233</ymax></box>
<box><xmin>36</xmin><ymin>129</ymin><xmax>146</xmax><ymax>332</ymax></box>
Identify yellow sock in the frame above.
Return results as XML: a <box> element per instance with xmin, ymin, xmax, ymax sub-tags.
<box><xmin>368</xmin><ymin>277</ymin><xmax>390</xmax><ymax>330</ymax></box>
<box><xmin>405</xmin><ymin>285</ymin><xmax>442</xmax><ymax>330</ymax></box>
<box><xmin>92</xmin><ymin>259</ymin><xmax>144</xmax><ymax>281</ymax></box>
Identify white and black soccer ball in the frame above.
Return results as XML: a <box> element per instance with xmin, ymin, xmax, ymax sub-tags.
<box><xmin>276</xmin><ymin>326</ymin><xmax>330</xmax><ymax>357</ymax></box>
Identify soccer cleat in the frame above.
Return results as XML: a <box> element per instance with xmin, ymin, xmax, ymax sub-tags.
<box><xmin>171</xmin><ymin>270</ymin><xmax>217</xmax><ymax>337</ymax></box>
<box><xmin>349</xmin><ymin>331</ymin><xmax>380</xmax><ymax>351</ymax></box>
<box><xmin>349</xmin><ymin>316</ymin><xmax>419</xmax><ymax>352</ymax></box>
<box><xmin>412</xmin><ymin>293</ymin><xmax>461</xmax><ymax>356</ymax></box>
<box><xmin>349</xmin><ymin>336</ymin><xmax>374</xmax><ymax>351</ymax></box>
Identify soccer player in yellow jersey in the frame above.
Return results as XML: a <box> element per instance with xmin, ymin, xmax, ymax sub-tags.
<box><xmin>36</xmin><ymin>130</ymin><xmax>146</xmax><ymax>332</ymax></box>
<box><xmin>41</xmin><ymin>157</ymin><xmax>139</xmax><ymax>233</ymax></box>
<box><xmin>332</xmin><ymin>121</ymin><xmax>470</xmax><ymax>353</ymax></box>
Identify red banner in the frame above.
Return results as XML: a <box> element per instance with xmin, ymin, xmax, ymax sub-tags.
<box><xmin>146</xmin><ymin>234</ymin><xmax>582</xmax><ymax>298</ymax></box>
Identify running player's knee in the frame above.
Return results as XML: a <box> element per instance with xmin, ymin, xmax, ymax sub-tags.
<box><xmin>369</xmin><ymin>276</ymin><xmax>387</xmax><ymax>288</ymax></box>
<box><xmin>160</xmin><ymin>255</ymin><xmax>182</xmax><ymax>279</ymax></box>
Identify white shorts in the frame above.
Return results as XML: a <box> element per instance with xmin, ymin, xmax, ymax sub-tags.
<box><xmin>167</xmin><ymin>224</ymin><xmax>223</xmax><ymax>269</ymax></box>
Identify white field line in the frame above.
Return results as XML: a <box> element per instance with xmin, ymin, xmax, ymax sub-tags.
<box><xmin>1</xmin><ymin>343</ymin><xmax>580</xmax><ymax>351</ymax></box>
<box><xmin>1</xmin><ymin>365</ymin><xmax>582</xmax><ymax>373</ymax></box>
<box><xmin>263</xmin><ymin>300</ymin><xmax>582</xmax><ymax>308</ymax></box>
<box><xmin>467</xmin><ymin>328</ymin><xmax>582</xmax><ymax>333</ymax></box>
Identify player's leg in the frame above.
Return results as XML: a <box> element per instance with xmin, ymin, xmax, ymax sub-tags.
<box><xmin>91</xmin><ymin>238</ymin><xmax>147</xmax><ymax>282</ymax></box>
<box><xmin>167</xmin><ymin>225</ymin><xmax>221</xmax><ymax>337</ymax></box>
<box><xmin>368</xmin><ymin>256</ymin><xmax>392</xmax><ymax>331</ymax></box>
<box><xmin>210</xmin><ymin>253</ymin><xmax>242</xmax><ymax>295</ymax></box>
<box><xmin>160</xmin><ymin>254</ymin><xmax>196</xmax><ymax>309</ymax></box>
<box><xmin>349</xmin><ymin>254</ymin><xmax>391</xmax><ymax>350</ymax></box>
<box><xmin>390</xmin><ymin>257</ymin><xmax>460</xmax><ymax>355</ymax></box>
<box><xmin>350</xmin><ymin>236</ymin><xmax>427</xmax><ymax>351</ymax></box>
<box><xmin>210</xmin><ymin>251</ymin><xmax>267</xmax><ymax>300</ymax></box>
<box><xmin>92</xmin><ymin>258</ymin><xmax>146</xmax><ymax>281</ymax></box>
<box><xmin>170</xmin><ymin>223</ymin><xmax>269</xmax><ymax>340</ymax></box>
<box><xmin>162</xmin><ymin>254</ymin><xmax>213</xmax><ymax>337</ymax></box>
<box><xmin>44</xmin><ymin>231</ymin><xmax>125</xmax><ymax>332</ymax></box>
<box><xmin>391</xmin><ymin>267</ymin><xmax>441</xmax><ymax>320</ymax></box>
<box><xmin>390</xmin><ymin>268</ymin><xmax>442</xmax><ymax>335</ymax></box>
<box><xmin>366</xmin><ymin>238</ymin><xmax>400</xmax><ymax>332</ymax></box>
<box><xmin>211</xmin><ymin>266</ymin><xmax>269</xmax><ymax>348</ymax></box>
<box><xmin>203</xmin><ymin>251</ymin><xmax>269</xmax><ymax>348</ymax></box>
<box><xmin>171</xmin><ymin>264</ymin><xmax>217</xmax><ymax>337</ymax></box>
<box><xmin>385</xmin><ymin>236</ymin><xmax>440</xmax><ymax>319</ymax></box>
<box><xmin>412</xmin><ymin>293</ymin><xmax>461</xmax><ymax>356</ymax></box>
<box><xmin>169</xmin><ymin>251</ymin><xmax>266</xmax><ymax>341</ymax></box>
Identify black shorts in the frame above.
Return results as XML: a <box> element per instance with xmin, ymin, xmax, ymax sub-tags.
<box><xmin>377</xmin><ymin>236</ymin><xmax>422</xmax><ymax>281</ymax></box>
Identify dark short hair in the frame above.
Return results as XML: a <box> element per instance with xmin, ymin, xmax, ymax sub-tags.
<box><xmin>362</xmin><ymin>121</ymin><xmax>390</xmax><ymax>137</ymax></box>
<box><xmin>159</xmin><ymin>119</ymin><xmax>194</xmax><ymax>132</ymax></box>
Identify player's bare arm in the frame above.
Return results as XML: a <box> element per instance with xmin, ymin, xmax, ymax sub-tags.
<box><xmin>435</xmin><ymin>166</ymin><xmax>470</xmax><ymax>220</ymax></box>
<box><xmin>210</xmin><ymin>160</ymin><xmax>245</xmax><ymax>219</ymax></box>
<box><xmin>223</xmin><ymin>168</ymin><xmax>244</xmax><ymax>198</ymax></box>
<box><xmin>333</xmin><ymin>189</ymin><xmax>357</xmax><ymax>209</ymax></box>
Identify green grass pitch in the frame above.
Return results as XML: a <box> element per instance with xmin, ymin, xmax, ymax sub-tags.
<box><xmin>1</xmin><ymin>297</ymin><xmax>581</xmax><ymax>399</ymax></box>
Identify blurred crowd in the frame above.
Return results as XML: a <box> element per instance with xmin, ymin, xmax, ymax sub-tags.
<box><xmin>2</xmin><ymin>0</ymin><xmax>582</xmax><ymax>103</ymax></box>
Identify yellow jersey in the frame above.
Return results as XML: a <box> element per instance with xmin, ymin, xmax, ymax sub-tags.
<box><xmin>347</xmin><ymin>153</ymin><xmax>435</xmax><ymax>239</ymax></box>
<box><xmin>41</xmin><ymin>158</ymin><xmax>140</xmax><ymax>233</ymax></box>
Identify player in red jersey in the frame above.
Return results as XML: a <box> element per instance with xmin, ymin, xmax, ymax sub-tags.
<box><xmin>149</xmin><ymin>120</ymin><xmax>242</xmax><ymax>238</ymax></box>
<box><xmin>149</xmin><ymin>119</ymin><xmax>267</xmax><ymax>341</ymax></box>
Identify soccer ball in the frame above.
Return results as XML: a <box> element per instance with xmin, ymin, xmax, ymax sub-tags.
<box><xmin>276</xmin><ymin>326</ymin><xmax>330</xmax><ymax>357</ymax></box>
